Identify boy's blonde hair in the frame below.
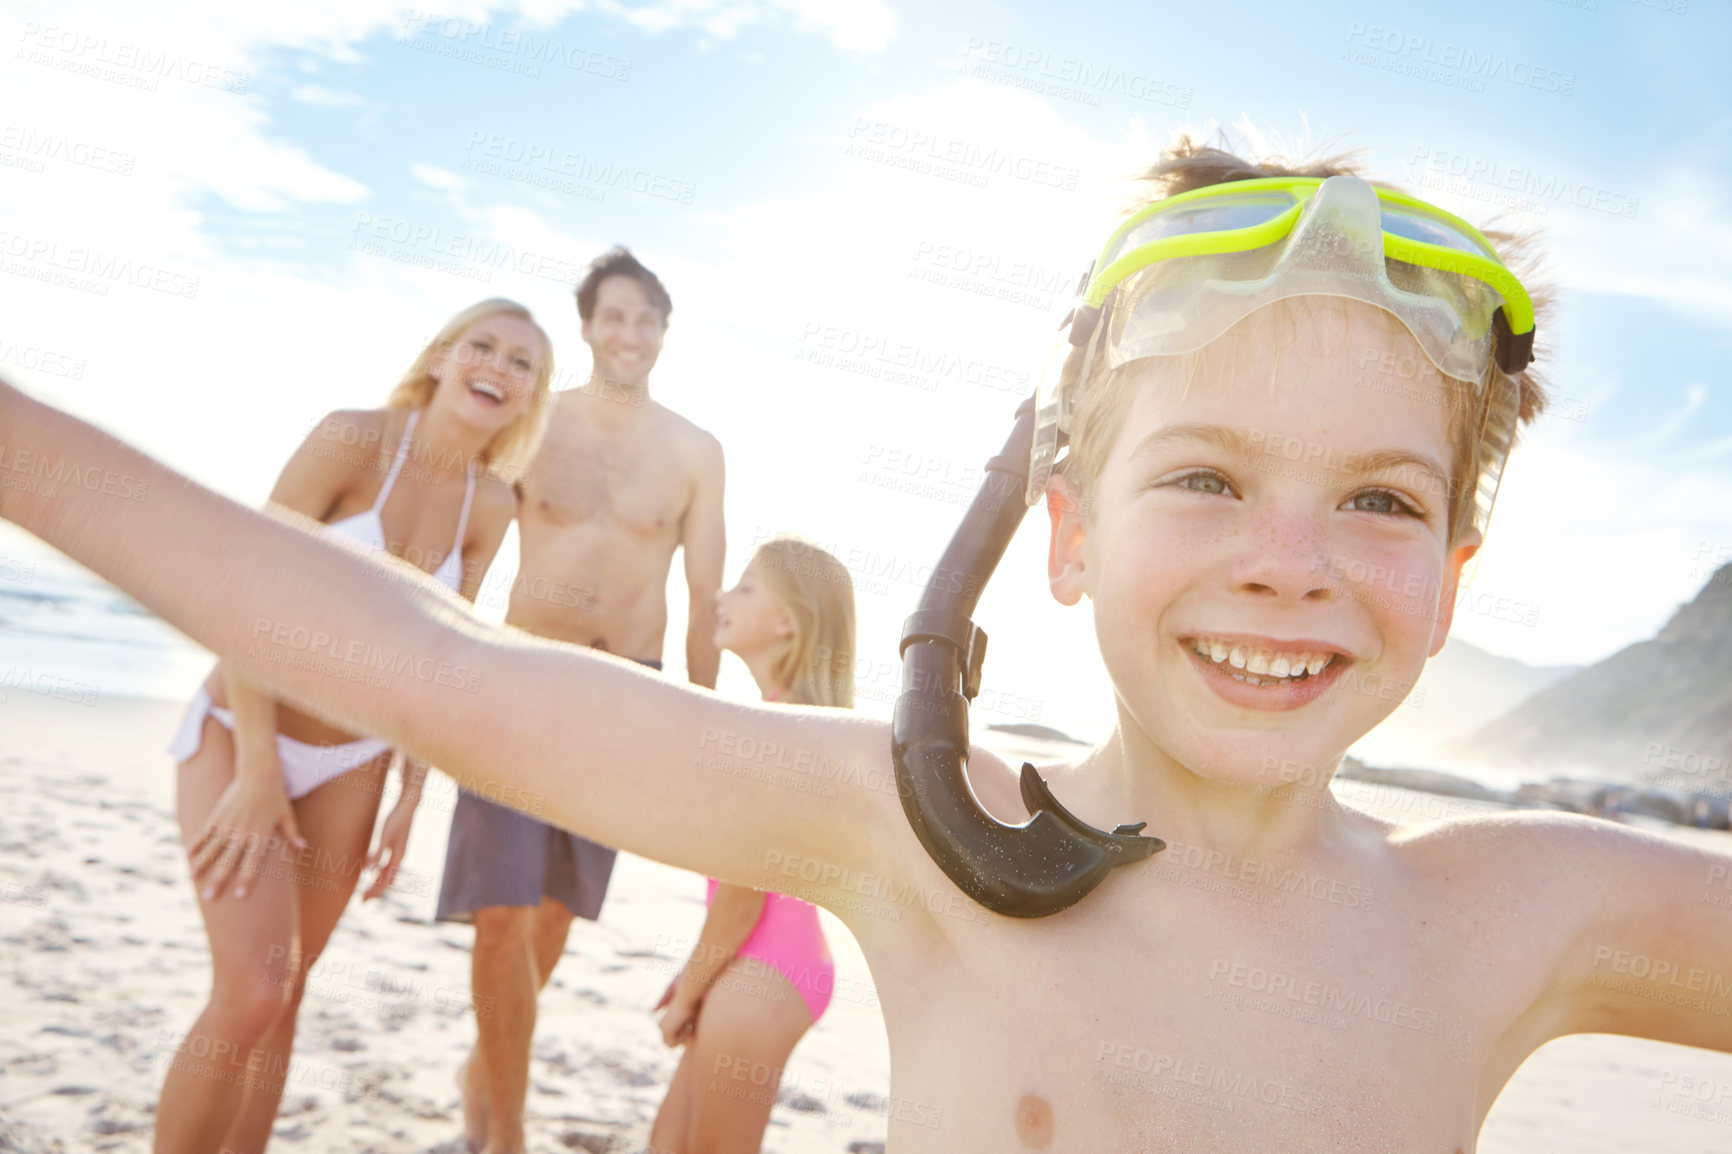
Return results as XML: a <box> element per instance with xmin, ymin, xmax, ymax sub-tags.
<box><xmin>750</xmin><ymin>536</ymin><xmax>857</xmax><ymax>708</ymax></box>
<box><xmin>383</xmin><ymin>298</ymin><xmax>555</xmax><ymax>484</ymax></box>
<box><xmin>1060</xmin><ymin>134</ymin><xmax>1553</xmax><ymax>546</ymax></box>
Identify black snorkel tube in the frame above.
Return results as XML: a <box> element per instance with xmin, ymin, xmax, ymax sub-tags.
<box><xmin>891</xmin><ymin>393</ymin><xmax>1166</xmax><ymax>919</ymax></box>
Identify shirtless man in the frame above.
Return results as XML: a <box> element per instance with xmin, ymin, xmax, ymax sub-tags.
<box><xmin>433</xmin><ymin>248</ymin><xmax>726</xmax><ymax>1154</ymax></box>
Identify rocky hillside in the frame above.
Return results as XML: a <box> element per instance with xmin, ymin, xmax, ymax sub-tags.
<box><xmin>1464</xmin><ymin>564</ymin><xmax>1732</xmax><ymax>785</ymax></box>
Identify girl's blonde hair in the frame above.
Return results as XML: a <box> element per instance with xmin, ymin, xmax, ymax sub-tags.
<box><xmin>384</xmin><ymin>298</ymin><xmax>555</xmax><ymax>483</ymax></box>
<box><xmin>750</xmin><ymin>536</ymin><xmax>857</xmax><ymax>708</ymax></box>
<box><xmin>1060</xmin><ymin>133</ymin><xmax>1553</xmax><ymax>547</ymax></box>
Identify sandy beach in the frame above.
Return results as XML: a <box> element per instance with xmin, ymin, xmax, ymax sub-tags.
<box><xmin>6</xmin><ymin>693</ymin><xmax>1732</xmax><ymax>1152</ymax></box>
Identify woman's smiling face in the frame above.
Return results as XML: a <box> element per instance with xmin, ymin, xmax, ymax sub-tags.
<box><xmin>1050</xmin><ymin>298</ymin><xmax>1481</xmax><ymax>790</ymax></box>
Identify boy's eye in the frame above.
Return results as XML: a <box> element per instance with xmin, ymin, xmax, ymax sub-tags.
<box><xmin>1345</xmin><ymin>489</ymin><xmax>1423</xmax><ymax>518</ymax></box>
<box><xmin>1166</xmin><ymin>470</ymin><xmax>1234</xmax><ymax>497</ymax></box>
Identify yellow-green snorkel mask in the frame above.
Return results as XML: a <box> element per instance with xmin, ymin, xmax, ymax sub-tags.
<box><xmin>1029</xmin><ymin>174</ymin><xmax>1535</xmax><ymax>538</ymax></box>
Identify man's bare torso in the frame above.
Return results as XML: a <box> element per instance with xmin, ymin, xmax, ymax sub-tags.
<box><xmin>508</xmin><ymin>390</ymin><xmax>700</xmax><ymax>660</ymax></box>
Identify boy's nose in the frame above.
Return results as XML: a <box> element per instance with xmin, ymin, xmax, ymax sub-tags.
<box><xmin>1229</xmin><ymin>514</ymin><xmax>1337</xmax><ymax>602</ymax></box>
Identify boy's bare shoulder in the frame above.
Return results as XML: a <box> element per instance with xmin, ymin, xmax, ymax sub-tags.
<box><xmin>1381</xmin><ymin>807</ymin><xmax>1697</xmax><ymax>893</ymax></box>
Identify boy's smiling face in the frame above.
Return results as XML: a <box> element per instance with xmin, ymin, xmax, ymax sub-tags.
<box><xmin>1048</xmin><ymin>297</ymin><xmax>1481</xmax><ymax>790</ymax></box>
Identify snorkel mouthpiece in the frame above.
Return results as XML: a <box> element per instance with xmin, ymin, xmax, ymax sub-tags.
<box><xmin>893</xmin><ymin>397</ymin><xmax>1166</xmax><ymax>919</ymax></box>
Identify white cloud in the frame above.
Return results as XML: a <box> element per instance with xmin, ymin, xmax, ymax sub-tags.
<box><xmin>410</xmin><ymin>163</ymin><xmax>470</xmax><ymax>191</ymax></box>
<box><xmin>289</xmin><ymin>83</ymin><xmax>365</xmax><ymax>107</ymax></box>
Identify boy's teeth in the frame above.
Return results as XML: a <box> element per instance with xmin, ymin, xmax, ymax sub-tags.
<box><xmin>1188</xmin><ymin>638</ymin><xmax>1339</xmax><ymax>683</ymax></box>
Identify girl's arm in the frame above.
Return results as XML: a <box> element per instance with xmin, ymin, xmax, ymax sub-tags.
<box><xmin>657</xmin><ymin>883</ymin><xmax>767</xmax><ymax>1044</ymax></box>
<box><xmin>0</xmin><ymin>382</ymin><xmax>894</xmax><ymax>899</ymax></box>
<box><xmin>676</xmin><ymin>884</ymin><xmax>768</xmax><ymax>998</ymax></box>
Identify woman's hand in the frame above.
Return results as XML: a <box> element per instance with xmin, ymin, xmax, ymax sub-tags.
<box><xmin>362</xmin><ymin>794</ymin><xmax>417</xmax><ymax>901</ymax></box>
<box><xmin>188</xmin><ymin>747</ymin><xmax>306</xmax><ymax>901</ymax></box>
<box><xmin>655</xmin><ymin>974</ymin><xmax>704</xmax><ymax>1048</ymax></box>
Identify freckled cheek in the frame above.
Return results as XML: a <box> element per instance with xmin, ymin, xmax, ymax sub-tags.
<box><xmin>1352</xmin><ymin>551</ymin><xmax>1447</xmax><ymax>649</ymax></box>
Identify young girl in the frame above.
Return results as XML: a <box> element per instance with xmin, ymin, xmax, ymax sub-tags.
<box><xmin>9</xmin><ymin>143</ymin><xmax>1732</xmax><ymax>1152</ymax></box>
<box><xmin>649</xmin><ymin>536</ymin><xmax>853</xmax><ymax>1152</ymax></box>
<box><xmin>156</xmin><ymin>299</ymin><xmax>551</xmax><ymax>1153</ymax></box>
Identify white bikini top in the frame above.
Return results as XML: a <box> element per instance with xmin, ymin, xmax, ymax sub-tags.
<box><xmin>325</xmin><ymin>409</ymin><xmax>475</xmax><ymax>592</ymax></box>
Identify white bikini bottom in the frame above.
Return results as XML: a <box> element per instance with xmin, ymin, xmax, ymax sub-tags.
<box><xmin>167</xmin><ymin>688</ymin><xmax>393</xmax><ymax>799</ymax></box>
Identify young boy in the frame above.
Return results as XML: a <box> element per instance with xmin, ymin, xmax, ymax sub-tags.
<box><xmin>4</xmin><ymin>144</ymin><xmax>1728</xmax><ymax>1152</ymax></box>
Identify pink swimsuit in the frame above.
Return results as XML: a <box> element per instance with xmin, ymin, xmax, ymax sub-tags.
<box><xmin>706</xmin><ymin>877</ymin><xmax>835</xmax><ymax>1023</ymax></box>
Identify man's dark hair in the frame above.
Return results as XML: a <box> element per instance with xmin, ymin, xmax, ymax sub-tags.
<box><xmin>575</xmin><ymin>246</ymin><xmax>672</xmax><ymax>326</ymax></box>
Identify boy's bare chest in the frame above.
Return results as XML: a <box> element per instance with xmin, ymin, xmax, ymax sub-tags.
<box><xmin>874</xmin><ymin>875</ymin><xmax>1544</xmax><ymax>1152</ymax></box>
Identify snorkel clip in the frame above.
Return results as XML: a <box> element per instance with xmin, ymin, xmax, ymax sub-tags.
<box><xmin>892</xmin><ymin>397</ymin><xmax>1166</xmax><ymax>919</ymax></box>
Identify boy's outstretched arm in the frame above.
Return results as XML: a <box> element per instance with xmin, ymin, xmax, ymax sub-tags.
<box><xmin>0</xmin><ymin>382</ymin><xmax>891</xmax><ymax>895</ymax></box>
<box><xmin>1541</xmin><ymin>814</ymin><xmax>1732</xmax><ymax>1052</ymax></box>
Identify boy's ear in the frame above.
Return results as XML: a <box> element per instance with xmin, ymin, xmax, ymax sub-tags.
<box><xmin>1047</xmin><ymin>472</ymin><xmax>1090</xmax><ymax>606</ymax></box>
<box><xmin>1429</xmin><ymin>530</ymin><xmax>1483</xmax><ymax>657</ymax></box>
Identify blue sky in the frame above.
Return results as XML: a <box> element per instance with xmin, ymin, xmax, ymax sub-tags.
<box><xmin>2</xmin><ymin>0</ymin><xmax>1729</xmax><ymax>743</ymax></box>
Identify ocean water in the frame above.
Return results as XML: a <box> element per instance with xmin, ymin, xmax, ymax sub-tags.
<box><xmin>0</xmin><ymin>546</ymin><xmax>213</xmax><ymax>708</ymax></box>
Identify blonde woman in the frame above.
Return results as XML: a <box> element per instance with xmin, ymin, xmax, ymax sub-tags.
<box><xmin>649</xmin><ymin>536</ymin><xmax>854</xmax><ymax>1153</ymax></box>
<box><xmin>158</xmin><ymin>300</ymin><xmax>553</xmax><ymax>1154</ymax></box>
